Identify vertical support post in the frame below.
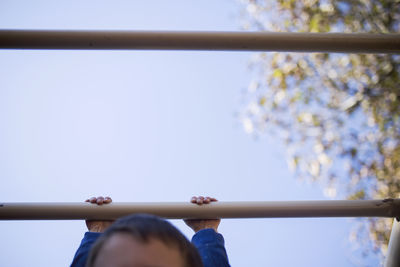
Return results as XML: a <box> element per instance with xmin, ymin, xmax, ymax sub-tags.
<box><xmin>385</xmin><ymin>218</ymin><xmax>400</xmax><ymax>267</ymax></box>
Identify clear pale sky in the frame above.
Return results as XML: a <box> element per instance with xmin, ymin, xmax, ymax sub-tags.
<box><xmin>0</xmin><ymin>1</ymin><xmax>379</xmax><ymax>266</ymax></box>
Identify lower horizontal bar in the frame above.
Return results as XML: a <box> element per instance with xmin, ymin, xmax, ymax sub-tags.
<box><xmin>0</xmin><ymin>199</ymin><xmax>399</xmax><ymax>220</ymax></box>
<box><xmin>0</xmin><ymin>30</ymin><xmax>399</xmax><ymax>53</ymax></box>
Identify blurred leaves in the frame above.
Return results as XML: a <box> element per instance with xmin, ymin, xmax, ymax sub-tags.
<box><xmin>239</xmin><ymin>0</ymin><xmax>400</xmax><ymax>260</ymax></box>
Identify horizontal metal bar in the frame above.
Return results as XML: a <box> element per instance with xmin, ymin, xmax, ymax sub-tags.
<box><xmin>0</xmin><ymin>30</ymin><xmax>399</xmax><ymax>53</ymax></box>
<box><xmin>0</xmin><ymin>199</ymin><xmax>399</xmax><ymax>220</ymax></box>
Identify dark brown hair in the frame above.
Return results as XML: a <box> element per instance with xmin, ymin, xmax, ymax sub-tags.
<box><xmin>86</xmin><ymin>214</ymin><xmax>203</xmax><ymax>267</ymax></box>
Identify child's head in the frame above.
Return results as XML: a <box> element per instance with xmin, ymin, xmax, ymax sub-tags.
<box><xmin>86</xmin><ymin>214</ymin><xmax>203</xmax><ymax>267</ymax></box>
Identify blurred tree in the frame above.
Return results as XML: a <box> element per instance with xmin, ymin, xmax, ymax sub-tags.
<box><xmin>239</xmin><ymin>0</ymin><xmax>400</xmax><ymax>259</ymax></box>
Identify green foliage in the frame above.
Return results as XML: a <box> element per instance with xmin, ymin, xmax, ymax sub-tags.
<box><xmin>240</xmin><ymin>0</ymin><xmax>400</xmax><ymax>258</ymax></box>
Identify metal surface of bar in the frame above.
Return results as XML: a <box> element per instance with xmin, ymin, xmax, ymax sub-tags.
<box><xmin>0</xmin><ymin>30</ymin><xmax>399</xmax><ymax>53</ymax></box>
<box><xmin>385</xmin><ymin>218</ymin><xmax>400</xmax><ymax>267</ymax></box>
<box><xmin>0</xmin><ymin>199</ymin><xmax>399</xmax><ymax>220</ymax></box>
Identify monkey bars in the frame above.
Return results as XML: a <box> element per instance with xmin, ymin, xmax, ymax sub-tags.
<box><xmin>1</xmin><ymin>199</ymin><xmax>399</xmax><ymax>220</ymax></box>
<box><xmin>3</xmin><ymin>199</ymin><xmax>399</xmax><ymax>266</ymax></box>
<box><xmin>0</xmin><ymin>30</ymin><xmax>399</xmax><ymax>53</ymax></box>
<box><xmin>1</xmin><ymin>28</ymin><xmax>400</xmax><ymax>266</ymax></box>
<box><xmin>1</xmin><ymin>201</ymin><xmax>399</xmax><ymax>266</ymax></box>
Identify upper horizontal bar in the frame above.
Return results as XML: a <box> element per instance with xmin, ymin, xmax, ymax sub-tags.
<box><xmin>0</xmin><ymin>30</ymin><xmax>399</xmax><ymax>53</ymax></box>
<box><xmin>1</xmin><ymin>199</ymin><xmax>399</xmax><ymax>220</ymax></box>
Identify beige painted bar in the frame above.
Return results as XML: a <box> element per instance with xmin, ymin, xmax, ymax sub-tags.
<box><xmin>1</xmin><ymin>199</ymin><xmax>399</xmax><ymax>220</ymax></box>
<box><xmin>0</xmin><ymin>30</ymin><xmax>399</xmax><ymax>53</ymax></box>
